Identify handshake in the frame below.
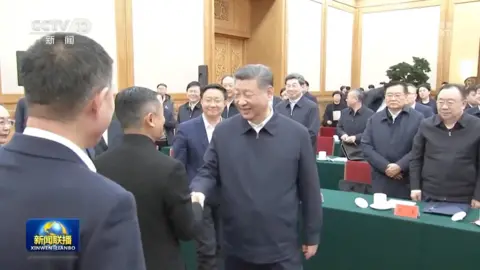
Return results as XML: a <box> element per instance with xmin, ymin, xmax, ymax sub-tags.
<box><xmin>191</xmin><ymin>192</ymin><xmax>205</xmax><ymax>208</ymax></box>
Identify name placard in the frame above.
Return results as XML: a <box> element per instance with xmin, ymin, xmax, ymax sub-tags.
<box><xmin>394</xmin><ymin>204</ymin><xmax>419</xmax><ymax>219</ymax></box>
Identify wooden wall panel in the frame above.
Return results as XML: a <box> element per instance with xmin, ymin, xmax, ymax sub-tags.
<box><xmin>214</xmin><ymin>0</ymin><xmax>250</xmax><ymax>38</ymax></box>
<box><xmin>214</xmin><ymin>35</ymin><xmax>246</xmax><ymax>83</ymax></box>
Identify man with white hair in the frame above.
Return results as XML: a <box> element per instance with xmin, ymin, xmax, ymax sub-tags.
<box><xmin>0</xmin><ymin>105</ymin><xmax>12</xmax><ymax>145</ymax></box>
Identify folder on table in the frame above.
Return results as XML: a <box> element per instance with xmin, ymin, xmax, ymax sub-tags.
<box><xmin>422</xmin><ymin>202</ymin><xmax>470</xmax><ymax>216</ymax></box>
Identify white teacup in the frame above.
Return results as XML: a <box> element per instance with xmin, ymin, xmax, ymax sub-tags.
<box><xmin>333</xmin><ymin>135</ymin><xmax>339</xmax><ymax>142</ymax></box>
<box><xmin>373</xmin><ymin>193</ymin><xmax>387</xmax><ymax>206</ymax></box>
<box><xmin>317</xmin><ymin>151</ymin><xmax>327</xmax><ymax>160</ymax></box>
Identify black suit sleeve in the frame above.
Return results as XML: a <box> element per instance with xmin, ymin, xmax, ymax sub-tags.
<box><xmin>14</xmin><ymin>99</ymin><xmax>25</xmax><ymax>133</ymax></box>
<box><xmin>322</xmin><ymin>104</ymin><xmax>333</xmax><ymax>126</ymax></box>
<box><xmin>80</xmin><ymin>191</ymin><xmax>146</xmax><ymax>270</ymax></box>
<box><xmin>164</xmin><ymin>162</ymin><xmax>200</xmax><ymax>241</ymax></box>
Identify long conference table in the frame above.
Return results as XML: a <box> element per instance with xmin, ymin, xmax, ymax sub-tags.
<box><xmin>181</xmin><ymin>190</ymin><xmax>480</xmax><ymax>270</ymax></box>
<box><xmin>160</xmin><ymin>147</ymin><xmax>480</xmax><ymax>269</ymax></box>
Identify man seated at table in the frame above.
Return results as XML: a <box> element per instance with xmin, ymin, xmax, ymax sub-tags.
<box><xmin>410</xmin><ymin>84</ymin><xmax>480</xmax><ymax>208</ymax></box>
<box><xmin>361</xmin><ymin>82</ymin><xmax>424</xmax><ymax>199</ymax></box>
<box><xmin>336</xmin><ymin>89</ymin><xmax>374</xmax><ymax>145</ymax></box>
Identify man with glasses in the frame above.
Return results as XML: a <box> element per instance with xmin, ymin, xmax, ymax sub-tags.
<box><xmin>410</xmin><ymin>84</ymin><xmax>480</xmax><ymax>208</ymax></box>
<box><xmin>0</xmin><ymin>105</ymin><xmax>13</xmax><ymax>145</ymax></box>
<box><xmin>362</xmin><ymin>81</ymin><xmax>424</xmax><ymax>199</ymax></box>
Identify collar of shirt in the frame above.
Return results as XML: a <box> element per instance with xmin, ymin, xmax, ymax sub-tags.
<box><xmin>202</xmin><ymin>114</ymin><xmax>221</xmax><ymax>129</ymax></box>
<box><xmin>23</xmin><ymin>127</ymin><xmax>96</xmax><ymax>172</ymax></box>
<box><xmin>102</xmin><ymin>130</ymin><xmax>108</xmax><ymax>145</ymax></box>
<box><xmin>189</xmin><ymin>102</ymin><xmax>200</xmax><ymax>110</ymax></box>
<box><xmin>388</xmin><ymin>109</ymin><xmax>401</xmax><ymax>120</ymax></box>
<box><xmin>248</xmin><ymin>109</ymin><xmax>274</xmax><ymax>133</ymax></box>
<box><xmin>227</xmin><ymin>100</ymin><xmax>234</xmax><ymax>108</ymax></box>
<box><xmin>411</xmin><ymin>103</ymin><xmax>416</xmax><ymax>109</ymax></box>
<box><xmin>288</xmin><ymin>95</ymin><xmax>302</xmax><ymax>106</ymax></box>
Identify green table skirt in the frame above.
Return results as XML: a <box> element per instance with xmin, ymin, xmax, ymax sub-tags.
<box><xmin>333</xmin><ymin>141</ymin><xmax>342</xmax><ymax>156</ymax></box>
<box><xmin>316</xmin><ymin>159</ymin><xmax>345</xmax><ymax>190</ymax></box>
<box><xmin>306</xmin><ymin>189</ymin><xmax>480</xmax><ymax>270</ymax></box>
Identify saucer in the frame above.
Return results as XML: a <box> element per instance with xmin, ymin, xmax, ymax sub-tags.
<box><xmin>370</xmin><ymin>203</ymin><xmax>393</xmax><ymax>210</ymax></box>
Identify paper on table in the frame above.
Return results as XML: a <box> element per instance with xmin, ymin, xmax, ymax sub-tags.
<box><xmin>388</xmin><ymin>199</ymin><xmax>416</xmax><ymax>207</ymax></box>
<box><xmin>333</xmin><ymin>110</ymin><xmax>341</xmax><ymax>121</ymax></box>
<box><xmin>330</xmin><ymin>157</ymin><xmax>348</xmax><ymax>162</ymax></box>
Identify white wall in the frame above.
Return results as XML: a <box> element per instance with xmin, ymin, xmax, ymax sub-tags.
<box><xmin>325</xmin><ymin>6</ymin><xmax>354</xmax><ymax>91</ymax></box>
<box><xmin>132</xmin><ymin>0</ymin><xmax>204</xmax><ymax>93</ymax></box>
<box><xmin>0</xmin><ymin>0</ymin><xmax>118</xmax><ymax>93</ymax></box>
<box><xmin>286</xmin><ymin>0</ymin><xmax>322</xmax><ymax>91</ymax></box>
<box><xmin>360</xmin><ymin>7</ymin><xmax>440</xmax><ymax>88</ymax></box>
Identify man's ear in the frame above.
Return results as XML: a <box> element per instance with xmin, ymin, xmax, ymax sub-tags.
<box><xmin>87</xmin><ymin>87</ymin><xmax>109</xmax><ymax>116</ymax></box>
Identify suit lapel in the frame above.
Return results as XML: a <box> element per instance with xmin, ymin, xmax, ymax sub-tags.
<box><xmin>195</xmin><ymin>117</ymin><xmax>209</xmax><ymax>151</ymax></box>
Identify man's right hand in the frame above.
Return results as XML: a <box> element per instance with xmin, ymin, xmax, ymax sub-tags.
<box><xmin>340</xmin><ymin>134</ymin><xmax>349</xmax><ymax>141</ymax></box>
<box><xmin>191</xmin><ymin>192</ymin><xmax>205</xmax><ymax>208</ymax></box>
<box><xmin>411</xmin><ymin>190</ymin><xmax>421</xmax><ymax>201</ymax></box>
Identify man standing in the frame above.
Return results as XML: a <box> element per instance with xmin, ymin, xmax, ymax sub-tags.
<box><xmin>0</xmin><ymin>105</ymin><xmax>12</xmax><ymax>145</ymax></box>
<box><xmin>0</xmin><ymin>33</ymin><xmax>145</xmax><ymax>269</ymax></box>
<box><xmin>336</xmin><ymin>89</ymin><xmax>374</xmax><ymax>145</ymax></box>
<box><xmin>410</xmin><ymin>84</ymin><xmax>480</xmax><ymax>208</ymax></box>
<box><xmin>361</xmin><ymin>82</ymin><xmax>424</xmax><ymax>199</ymax></box>
<box><xmin>221</xmin><ymin>75</ymin><xmax>239</xmax><ymax>118</ymax></box>
<box><xmin>302</xmin><ymin>80</ymin><xmax>318</xmax><ymax>103</ymax></box>
<box><xmin>406</xmin><ymin>84</ymin><xmax>434</xmax><ymax>118</ymax></box>
<box><xmin>177</xmin><ymin>81</ymin><xmax>203</xmax><ymax>123</ymax></box>
<box><xmin>95</xmin><ymin>87</ymin><xmax>202</xmax><ymax>269</ymax></box>
<box><xmin>191</xmin><ymin>64</ymin><xmax>323</xmax><ymax>270</ymax></box>
<box><xmin>173</xmin><ymin>84</ymin><xmax>227</xmax><ymax>270</ymax></box>
<box><xmin>275</xmin><ymin>73</ymin><xmax>321</xmax><ymax>152</ymax></box>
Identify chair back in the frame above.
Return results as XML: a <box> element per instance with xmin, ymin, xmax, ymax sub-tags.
<box><xmin>344</xmin><ymin>160</ymin><xmax>371</xmax><ymax>184</ymax></box>
<box><xmin>316</xmin><ymin>136</ymin><xmax>334</xmax><ymax>155</ymax></box>
<box><xmin>320</xmin><ymin>127</ymin><xmax>336</xmax><ymax>137</ymax></box>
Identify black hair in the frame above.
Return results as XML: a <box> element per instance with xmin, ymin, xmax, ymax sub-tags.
<box><xmin>384</xmin><ymin>81</ymin><xmax>409</xmax><ymax>94</ymax></box>
<box><xmin>156</xmin><ymin>83</ymin><xmax>167</xmax><ymax>89</ymax></box>
<box><xmin>186</xmin><ymin>81</ymin><xmax>201</xmax><ymax>91</ymax></box>
<box><xmin>115</xmin><ymin>86</ymin><xmax>162</xmax><ymax>129</ymax></box>
<box><xmin>201</xmin><ymin>83</ymin><xmax>228</xmax><ymax>100</ymax></box>
<box><xmin>284</xmin><ymin>73</ymin><xmax>306</xmax><ymax>86</ymax></box>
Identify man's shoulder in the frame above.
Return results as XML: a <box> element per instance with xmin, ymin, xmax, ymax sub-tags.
<box><xmin>276</xmin><ymin>113</ymin><xmax>309</xmax><ymax>133</ymax></box>
<box><xmin>340</xmin><ymin>107</ymin><xmax>350</xmax><ymax>114</ymax></box>
<box><xmin>302</xmin><ymin>97</ymin><xmax>318</xmax><ymax>108</ymax></box>
<box><xmin>178</xmin><ymin>116</ymin><xmax>201</xmax><ymax>130</ymax></box>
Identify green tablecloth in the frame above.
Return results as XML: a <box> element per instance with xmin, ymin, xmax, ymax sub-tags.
<box><xmin>305</xmin><ymin>189</ymin><xmax>480</xmax><ymax>270</ymax></box>
<box><xmin>316</xmin><ymin>158</ymin><xmax>345</xmax><ymax>190</ymax></box>
<box><xmin>160</xmin><ymin>146</ymin><xmax>171</xmax><ymax>156</ymax></box>
<box><xmin>333</xmin><ymin>141</ymin><xmax>342</xmax><ymax>156</ymax></box>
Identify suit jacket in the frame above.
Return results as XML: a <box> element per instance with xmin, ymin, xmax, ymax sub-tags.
<box><xmin>222</xmin><ymin>102</ymin><xmax>239</xmax><ymax>118</ymax></box>
<box><xmin>14</xmin><ymin>97</ymin><xmax>27</xmax><ymax>133</ymax></box>
<box><xmin>0</xmin><ymin>133</ymin><xmax>145</xmax><ymax>270</ymax></box>
<box><xmin>94</xmin><ymin>134</ymin><xmax>202</xmax><ymax>270</ymax></box>
<box><xmin>93</xmin><ymin>118</ymin><xmax>123</xmax><ymax>157</ymax></box>
<box><xmin>364</xmin><ymin>87</ymin><xmax>385</xmax><ymax>112</ymax></box>
<box><xmin>272</xmin><ymin>96</ymin><xmax>282</xmax><ymax>110</ymax></box>
<box><xmin>164</xmin><ymin>107</ymin><xmax>177</xmax><ymax>145</ymax></box>
<box><xmin>303</xmin><ymin>91</ymin><xmax>318</xmax><ymax>103</ymax></box>
<box><xmin>414</xmin><ymin>102</ymin><xmax>434</xmax><ymax>118</ymax></box>
<box><xmin>466</xmin><ymin>106</ymin><xmax>480</xmax><ymax>118</ymax></box>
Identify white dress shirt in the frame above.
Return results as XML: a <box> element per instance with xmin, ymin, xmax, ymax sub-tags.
<box><xmin>202</xmin><ymin>114</ymin><xmax>220</xmax><ymax>143</ymax></box>
<box><xmin>288</xmin><ymin>95</ymin><xmax>302</xmax><ymax>114</ymax></box>
<box><xmin>102</xmin><ymin>130</ymin><xmax>108</xmax><ymax>145</ymax></box>
<box><xmin>248</xmin><ymin>109</ymin><xmax>274</xmax><ymax>133</ymax></box>
<box><xmin>388</xmin><ymin>109</ymin><xmax>400</xmax><ymax>123</ymax></box>
<box><xmin>23</xmin><ymin>127</ymin><xmax>96</xmax><ymax>172</ymax></box>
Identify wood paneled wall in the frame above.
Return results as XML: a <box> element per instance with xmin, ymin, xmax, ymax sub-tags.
<box><xmin>1</xmin><ymin>0</ymin><xmax>478</xmax><ymax>117</ymax></box>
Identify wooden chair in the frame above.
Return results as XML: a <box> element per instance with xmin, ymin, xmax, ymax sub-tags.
<box><xmin>319</xmin><ymin>127</ymin><xmax>336</xmax><ymax>137</ymax></box>
<box><xmin>316</xmin><ymin>136</ymin><xmax>334</xmax><ymax>155</ymax></box>
<box><xmin>344</xmin><ymin>160</ymin><xmax>371</xmax><ymax>184</ymax></box>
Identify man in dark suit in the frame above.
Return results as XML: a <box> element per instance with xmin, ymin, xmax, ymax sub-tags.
<box><xmin>191</xmin><ymin>65</ymin><xmax>323</xmax><ymax>270</ymax></box>
<box><xmin>364</xmin><ymin>86</ymin><xmax>386</xmax><ymax>112</ymax></box>
<box><xmin>0</xmin><ymin>33</ymin><xmax>145</xmax><ymax>269</ymax></box>
<box><xmin>173</xmin><ymin>83</ymin><xmax>227</xmax><ymax>270</ymax></box>
<box><xmin>220</xmin><ymin>75</ymin><xmax>240</xmax><ymax>118</ymax></box>
<box><xmin>14</xmin><ymin>96</ymin><xmax>27</xmax><ymax>133</ymax></box>
<box><xmin>95</xmin><ymin>87</ymin><xmax>202</xmax><ymax>270</ymax></box>
<box><xmin>407</xmin><ymin>84</ymin><xmax>434</xmax><ymax>118</ymax></box>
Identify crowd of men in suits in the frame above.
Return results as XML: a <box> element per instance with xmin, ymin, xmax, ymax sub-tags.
<box><xmin>0</xmin><ymin>33</ymin><xmax>324</xmax><ymax>270</ymax></box>
<box><xmin>1</xmin><ymin>32</ymin><xmax>480</xmax><ymax>270</ymax></box>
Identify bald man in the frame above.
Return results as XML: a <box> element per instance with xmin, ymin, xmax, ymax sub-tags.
<box><xmin>0</xmin><ymin>105</ymin><xmax>12</xmax><ymax>145</ymax></box>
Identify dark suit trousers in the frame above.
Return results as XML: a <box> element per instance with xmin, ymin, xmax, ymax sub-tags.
<box><xmin>224</xmin><ymin>253</ymin><xmax>302</xmax><ymax>270</ymax></box>
<box><xmin>196</xmin><ymin>204</ymin><xmax>222</xmax><ymax>270</ymax></box>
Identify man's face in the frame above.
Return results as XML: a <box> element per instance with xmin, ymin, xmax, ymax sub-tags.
<box><xmin>476</xmin><ymin>89</ymin><xmax>480</xmax><ymax>104</ymax></box>
<box><xmin>285</xmin><ymin>79</ymin><xmax>302</xmax><ymax>100</ymax></box>
<box><xmin>157</xmin><ymin>85</ymin><xmax>167</xmax><ymax>96</ymax></box>
<box><xmin>418</xmin><ymin>87</ymin><xmax>430</xmax><ymax>99</ymax></box>
<box><xmin>186</xmin><ymin>85</ymin><xmax>201</xmax><ymax>103</ymax></box>
<box><xmin>82</xmin><ymin>87</ymin><xmax>115</xmax><ymax>147</ymax></box>
<box><xmin>466</xmin><ymin>91</ymin><xmax>477</xmax><ymax>106</ymax></box>
<box><xmin>201</xmin><ymin>88</ymin><xmax>226</xmax><ymax>118</ymax></box>
<box><xmin>407</xmin><ymin>86</ymin><xmax>418</xmax><ymax>105</ymax></box>
<box><xmin>385</xmin><ymin>85</ymin><xmax>407</xmax><ymax>110</ymax></box>
<box><xmin>437</xmin><ymin>88</ymin><xmax>465</xmax><ymax>121</ymax></box>
<box><xmin>222</xmin><ymin>76</ymin><xmax>234</xmax><ymax>100</ymax></box>
<box><xmin>234</xmin><ymin>79</ymin><xmax>272</xmax><ymax>121</ymax></box>
<box><xmin>345</xmin><ymin>92</ymin><xmax>357</xmax><ymax>107</ymax></box>
<box><xmin>0</xmin><ymin>106</ymin><xmax>12</xmax><ymax>145</ymax></box>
